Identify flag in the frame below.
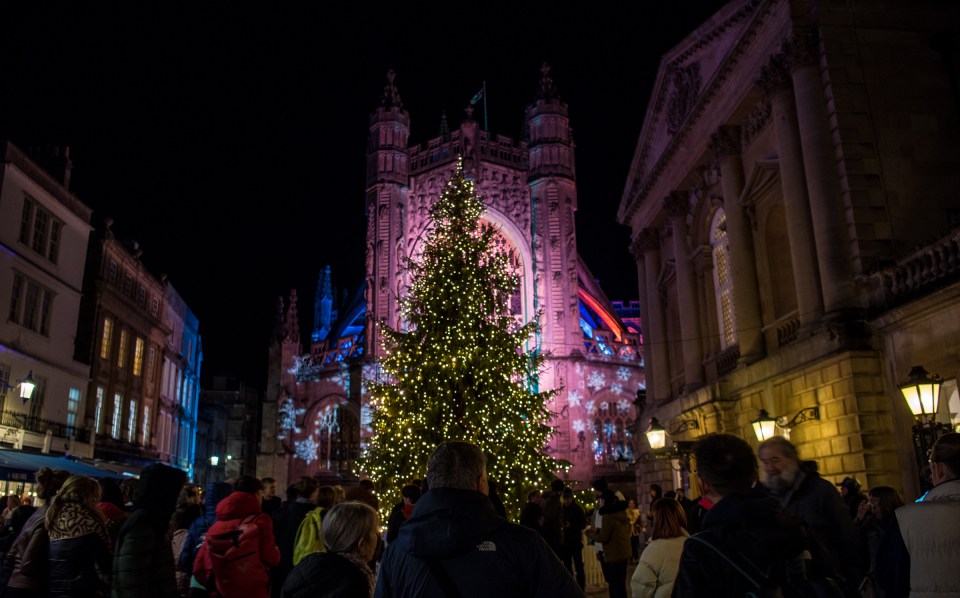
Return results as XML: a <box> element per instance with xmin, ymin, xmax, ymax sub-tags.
<box><xmin>470</xmin><ymin>86</ymin><xmax>484</xmax><ymax>105</ymax></box>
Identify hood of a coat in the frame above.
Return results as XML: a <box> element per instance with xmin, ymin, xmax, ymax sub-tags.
<box><xmin>392</xmin><ymin>488</ymin><xmax>504</xmax><ymax>560</ymax></box>
<box><xmin>132</xmin><ymin>463</ymin><xmax>186</xmax><ymax>525</ymax></box>
<box><xmin>215</xmin><ymin>490</ymin><xmax>262</xmax><ymax>520</ymax></box>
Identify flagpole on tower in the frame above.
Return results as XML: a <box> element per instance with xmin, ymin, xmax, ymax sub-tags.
<box><xmin>482</xmin><ymin>80</ymin><xmax>488</xmax><ymax>131</ymax></box>
<box><xmin>470</xmin><ymin>81</ymin><xmax>488</xmax><ymax>131</ymax></box>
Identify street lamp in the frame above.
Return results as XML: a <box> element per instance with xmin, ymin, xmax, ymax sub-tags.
<box><xmin>899</xmin><ymin>365</ymin><xmax>952</xmax><ymax>491</ymax></box>
<box><xmin>750</xmin><ymin>407</ymin><xmax>820</xmax><ymax>442</ymax></box>
<box><xmin>642</xmin><ymin>417</ymin><xmax>700</xmax><ymax>472</ymax></box>
<box><xmin>0</xmin><ymin>371</ymin><xmax>36</xmax><ymax>404</ymax></box>
<box><xmin>209</xmin><ymin>455</ymin><xmax>219</xmax><ymax>467</ymax></box>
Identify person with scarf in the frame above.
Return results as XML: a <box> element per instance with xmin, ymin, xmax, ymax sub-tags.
<box><xmin>46</xmin><ymin>475</ymin><xmax>113</xmax><ymax>597</ymax></box>
<box><xmin>282</xmin><ymin>501</ymin><xmax>380</xmax><ymax>598</ymax></box>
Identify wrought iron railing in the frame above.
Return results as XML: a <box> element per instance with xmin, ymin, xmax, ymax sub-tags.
<box><xmin>0</xmin><ymin>410</ymin><xmax>91</xmax><ymax>443</ymax></box>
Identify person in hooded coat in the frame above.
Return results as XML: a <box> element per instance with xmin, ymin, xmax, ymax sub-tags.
<box><xmin>374</xmin><ymin>441</ymin><xmax>582</xmax><ymax>598</ymax></box>
<box><xmin>111</xmin><ymin>463</ymin><xmax>186</xmax><ymax>598</ymax></box>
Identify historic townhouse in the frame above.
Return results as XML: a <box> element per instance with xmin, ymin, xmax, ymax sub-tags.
<box><xmin>0</xmin><ymin>142</ymin><xmax>94</xmax><ymax>460</ymax></box>
<box><xmin>76</xmin><ymin>219</ymin><xmax>202</xmax><ymax>477</ymax></box>
<box><xmin>619</xmin><ymin>0</ymin><xmax>960</xmax><ymax>499</ymax></box>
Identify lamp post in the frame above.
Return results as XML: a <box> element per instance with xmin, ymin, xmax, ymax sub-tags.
<box><xmin>0</xmin><ymin>371</ymin><xmax>36</xmax><ymax>404</ymax></box>
<box><xmin>750</xmin><ymin>406</ymin><xmax>820</xmax><ymax>442</ymax></box>
<box><xmin>899</xmin><ymin>365</ymin><xmax>952</xmax><ymax>491</ymax></box>
<box><xmin>642</xmin><ymin>417</ymin><xmax>699</xmax><ymax>472</ymax></box>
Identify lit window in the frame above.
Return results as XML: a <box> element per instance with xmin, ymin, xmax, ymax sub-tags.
<box><xmin>133</xmin><ymin>337</ymin><xmax>145</xmax><ymax>376</ymax></box>
<box><xmin>118</xmin><ymin>330</ymin><xmax>128</xmax><ymax>368</ymax></box>
<box><xmin>143</xmin><ymin>407</ymin><xmax>151</xmax><ymax>445</ymax></box>
<box><xmin>95</xmin><ymin>386</ymin><xmax>104</xmax><ymax>434</ymax></box>
<box><xmin>18</xmin><ymin>195</ymin><xmax>63</xmax><ymax>264</ymax></box>
<box><xmin>112</xmin><ymin>393</ymin><xmax>122</xmax><ymax>439</ymax></box>
<box><xmin>100</xmin><ymin>318</ymin><xmax>113</xmax><ymax>359</ymax></box>
<box><xmin>128</xmin><ymin>400</ymin><xmax>137</xmax><ymax>442</ymax></box>
<box><xmin>710</xmin><ymin>209</ymin><xmax>737</xmax><ymax>349</ymax></box>
<box><xmin>8</xmin><ymin>273</ymin><xmax>54</xmax><ymax>336</ymax></box>
<box><xmin>67</xmin><ymin>388</ymin><xmax>80</xmax><ymax>432</ymax></box>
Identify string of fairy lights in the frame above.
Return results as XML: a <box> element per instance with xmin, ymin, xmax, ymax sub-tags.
<box><xmin>357</xmin><ymin>160</ymin><xmax>569</xmax><ymax>517</ymax></box>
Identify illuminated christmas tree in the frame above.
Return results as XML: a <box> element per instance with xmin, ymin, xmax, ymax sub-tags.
<box><xmin>358</xmin><ymin>161</ymin><xmax>564</xmax><ymax>517</ymax></box>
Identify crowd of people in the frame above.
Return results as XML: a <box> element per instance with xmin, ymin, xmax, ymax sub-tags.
<box><xmin>0</xmin><ymin>431</ymin><xmax>955</xmax><ymax>597</ymax></box>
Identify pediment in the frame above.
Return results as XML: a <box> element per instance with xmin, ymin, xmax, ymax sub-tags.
<box><xmin>619</xmin><ymin>0</ymin><xmax>778</xmax><ymax>223</ymax></box>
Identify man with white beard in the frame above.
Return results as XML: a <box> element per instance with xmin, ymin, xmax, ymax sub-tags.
<box><xmin>757</xmin><ymin>436</ymin><xmax>860</xmax><ymax>597</ymax></box>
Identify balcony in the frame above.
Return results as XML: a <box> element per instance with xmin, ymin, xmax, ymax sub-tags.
<box><xmin>0</xmin><ymin>410</ymin><xmax>93</xmax><ymax>458</ymax></box>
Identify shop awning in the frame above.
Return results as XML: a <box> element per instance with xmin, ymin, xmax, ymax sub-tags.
<box><xmin>0</xmin><ymin>449</ymin><xmax>125</xmax><ymax>482</ymax></box>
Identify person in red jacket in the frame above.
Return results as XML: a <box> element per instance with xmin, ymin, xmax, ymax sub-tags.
<box><xmin>194</xmin><ymin>476</ymin><xmax>281</xmax><ymax>598</ymax></box>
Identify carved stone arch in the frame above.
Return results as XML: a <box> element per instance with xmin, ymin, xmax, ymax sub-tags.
<box><xmin>407</xmin><ymin>205</ymin><xmax>535</xmax><ymax>325</ymax></box>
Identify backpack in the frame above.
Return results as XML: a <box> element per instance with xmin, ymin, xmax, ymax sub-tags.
<box><xmin>205</xmin><ymin>513</ymin><xmax>261</xmax><ymax>597</ymax></box>
<box><xmin>689</xmin><ymin>534</ymin><xmax>845</xmax><ymax>598</ymax></box>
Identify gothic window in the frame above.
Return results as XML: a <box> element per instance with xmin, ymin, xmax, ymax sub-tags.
<box><xmin>710</xmin><ymin>209</ymin><xmax>737</xmax><ymax>349</ymax></box>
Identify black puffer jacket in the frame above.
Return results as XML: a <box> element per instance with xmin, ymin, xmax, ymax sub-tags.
<box><xmin>48</xmin><ymin>503</ymin><xmax>112</xmax><ymax>598</ymax></box>
<box><xmin>672</xmin><ymin>487</ymin><xmax>810</xmax><ymax>597</ymax></box>
<box><xmin>374</xmin><ymin>487</ymin><xmax>583</xmax><ymax>598</ymax></box>
<box><xmin>112</xmin><ymin>463</ymin><xmax>186</xmax><ymax>598</ymax></box>
<box><xmin>281</xmin><ymin>551</ymin><xmax>369</xmax><ymax>598</ymax></box>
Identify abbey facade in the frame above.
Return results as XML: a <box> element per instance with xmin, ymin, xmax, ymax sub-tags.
<box><xmin>258</xmin><ymin>67</ymin><xmax>644</xmax><ymax>492</ymax></box>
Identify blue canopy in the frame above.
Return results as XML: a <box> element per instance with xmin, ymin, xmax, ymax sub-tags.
<box><xmin>0</xmin><ymin>449</ymin><xmax>124</xmax><ymax>482</ymax></box>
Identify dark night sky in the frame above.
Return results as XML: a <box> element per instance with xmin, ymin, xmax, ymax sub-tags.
<box><xmin>1</xmin><ymin>2</ymin><xmax>729</xmax><ymax>390</ymax></box>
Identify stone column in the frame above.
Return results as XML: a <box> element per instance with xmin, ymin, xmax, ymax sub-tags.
<box><xmin>786</xmin><ymin>29</ymin><xmax>860</xmax><ymax>317</ymax></box>
<box><xmin>630</xmin><ymin>236</ymin><xmax>655</xmax><ymax>401</ymax></box>
<box><xmin>759</xmin><ymin>55</ymin><xmax>824</xmax><ymax>327</ymax></box>
<box><xmin>710</xmin><ymin>125</ymin><xmax>765</xmax><ymax>362</ymax></box>
<box><xmin>663</xmin><ymin>192</ymin><xmax>705</xmax><ymax>390</ymax></box>
<box><xmin>638</xmin><ymin>229</ymin><xmax>671</xmax><ymax>402</ymax></box>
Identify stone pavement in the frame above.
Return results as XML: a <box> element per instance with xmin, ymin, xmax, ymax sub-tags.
<box><xmin>584</xmin><ymin>561</ymin><xmax>638</xmax><ymax>597</ymax></box>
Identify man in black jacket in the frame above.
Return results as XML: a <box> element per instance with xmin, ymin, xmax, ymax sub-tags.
<box><xmin>374</xmin><ymin>441</ymin><xmax>583</xmax><ymax>597</ymax></box>
<box><xmin>561</xmin><ymin>487</ymin><xmax>587</xmax><ymax>591</ymax></box>
<box><xmin>758</xmin><ymin>436</ymin><xmax>860</xmax><ymax>595</ymax></box>
<box><xmin>672</xmin><ymin>434</ymin><xmax>813</xmax><ymax>597</ymax></box>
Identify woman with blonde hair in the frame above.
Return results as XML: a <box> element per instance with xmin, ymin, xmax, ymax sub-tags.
<box><xmin>631</xmin><ymin>496</ymin><xmax>689</xmax><ymax>598</ymax></box>
<box><xmin>282</xmin><ymin>501</ymin><xmax>380</xmax><ymax>598</ymax></box>
<box><xmin>46</xmin><ymin>475</ymin><xmax>113</xmax><ymax>597</ymax></box>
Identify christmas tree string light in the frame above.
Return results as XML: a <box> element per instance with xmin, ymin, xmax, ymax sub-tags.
<box><xmin>356</xmin><ymin>159</ymin><xmax>568</xmax><ymax>518</ymax></box>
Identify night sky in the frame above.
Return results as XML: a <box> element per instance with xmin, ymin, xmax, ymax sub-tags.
<box><xmin>1</xmin><ymin>2</ymin><xmax>729</xmax><ymax>390</ymax></box>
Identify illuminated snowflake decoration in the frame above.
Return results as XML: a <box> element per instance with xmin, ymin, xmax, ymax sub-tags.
<box><xmin>587</xmin><ymin>371</ymin><xmax>606</xmax><ymax>392</ymax></box>
<box><xmin>611</xmin><ymin>383</ymin><xmax>623</xmax><ymax>395</ymax></box>
<box><xmin>617</xmin><ymin>367</ymin><xmax>632</xmax><ymax>382</ymax></box>
<box><xmin>294</xmin><ymin>436</ymin><xmax>319</xmax><ymax>464</ymax></box>
<box><xmin>618</xmin><ymin>399</ymin><xmax>632</xmax><ymax>414</ymax></box>
<box><xmin>567</xmin><ymin>389</ymin><xmax>582</xmax><ymax>408</ymax></box>
<box><xmin>585</xmin><ymin>400</ymin><xmax>595</xmax><ymax>414</ymax></box>
<box><xmin>277</xmin><ymin>399</ymin><xmax>304</xmax><ymax>440</ymax></box>
<box><xmin>572</xmin><ymin>419</ymin><xmax>587</xmax><ymax>433</ymax></box>
<box><xmin>292</xmin><ymin>354</ymin><xmax>325</xmax><ymax>383</ymax></box>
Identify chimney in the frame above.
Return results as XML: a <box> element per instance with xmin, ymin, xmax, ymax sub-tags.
<box><xmin>28</xmin><ymin>144</ymin><xmax>73</xmax><ymax>189</ymax></box>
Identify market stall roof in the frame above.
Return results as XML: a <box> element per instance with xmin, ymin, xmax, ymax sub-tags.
<box><xmin>0</xmin><ymin>449</ymin><xmax>125</xmax><ymax>481</ymax></box>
